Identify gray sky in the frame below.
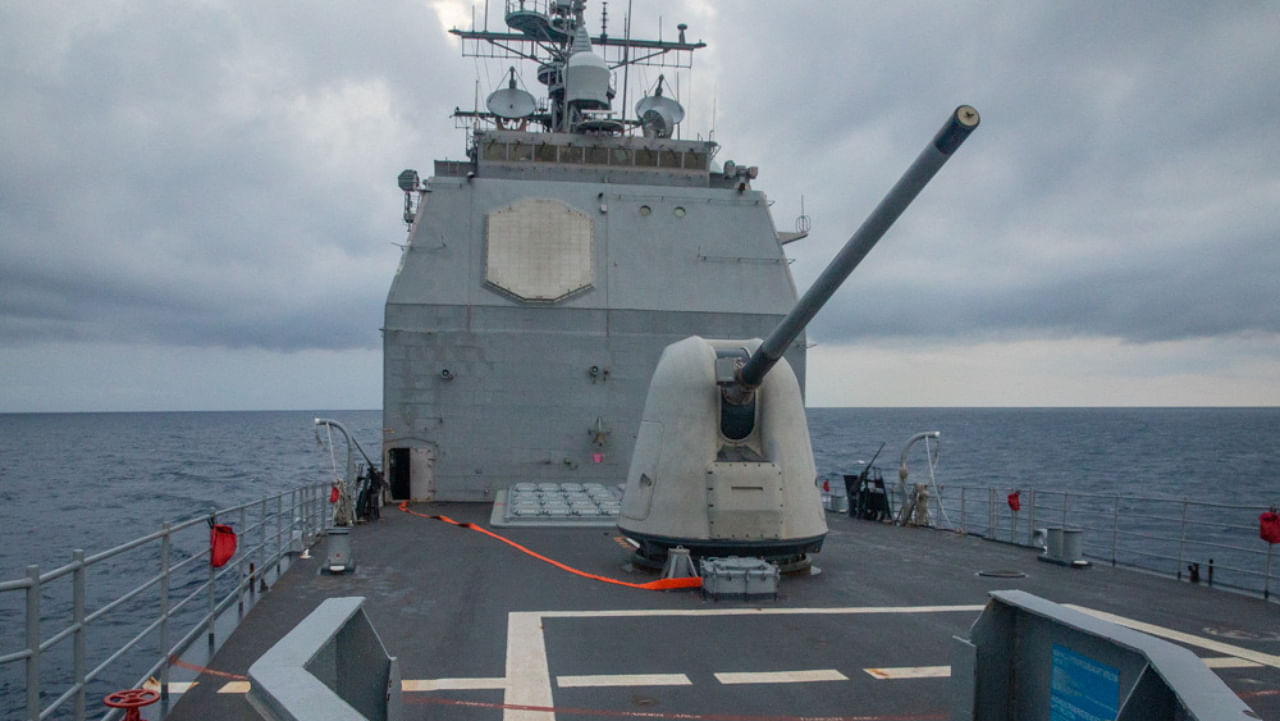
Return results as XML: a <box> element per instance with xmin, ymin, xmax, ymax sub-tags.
<box><xmin>2</xmin><ymin>2</ymin><xmax>1278</xmax><ymax>411</ymax></box>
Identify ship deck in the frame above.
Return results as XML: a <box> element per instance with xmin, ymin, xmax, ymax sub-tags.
<box><xmin>166</xmin><ymin>503</ymin><xmax>1280</xmax><ymax>721</ymax></box>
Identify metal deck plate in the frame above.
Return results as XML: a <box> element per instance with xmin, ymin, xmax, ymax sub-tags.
<box><xmin>164</xmin><ymin>506</ymin><xmax>1280</xmax><ymax>721</ymax></box>
<box><xmin>489</xmin><ymin>482</ymin><xmax>622</xmax><ymax>527</ymax></box>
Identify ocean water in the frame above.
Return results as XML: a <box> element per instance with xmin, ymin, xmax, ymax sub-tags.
<box><xmin>809</xmin><ymin>407</ymin><xmax>1278</xmax><ymax>500</ymax></box>
<box><xmin>1</xmin><ymin>408</ymin><xmax>1277</xmax><ymax>717</ymax></box>
<box><xmin>5</xmin><ymin>408</ymin><xmax>1274</xmax><ymax>576</ymax></box>
<box><xmin>0</xmin><ymin>410</ymin><xmax>383</xmax><ymax>719</ymax></box>
<box><xmin>0</xmin><ymin>411</ymin><xmax>383</xmax><ymax>575</ymax></box>
<box><xmin>810</xmin><ymin>408</ymin><xmax>1279</xmax><ymax>587</ymax></box>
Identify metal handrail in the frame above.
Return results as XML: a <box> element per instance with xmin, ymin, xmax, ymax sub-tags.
<box><xmin>1</xmin><ymin>482</ymin><xmax>331</xmax><ymax>721</ymax></box>
<box><xmin>876</xmin><ymin>482</ymin><xmax>1278</xmax><ymax>601</ymax></box>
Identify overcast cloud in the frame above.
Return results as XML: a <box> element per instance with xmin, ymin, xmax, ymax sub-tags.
<box><xmin>2</xmin><ymin>2</ymin><xmax>1277</xmax><ymax>410</ymax></box>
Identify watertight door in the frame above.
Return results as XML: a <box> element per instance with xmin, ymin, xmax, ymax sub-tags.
<box><xmin>410</xmin><ymin>446</ymin><xmax>436</xmax><ymax>501</ymax></box>
<box><xmin>388</xmin><ymin>448</ymin><xmax>411</xmax><ymax>500</ymax></box>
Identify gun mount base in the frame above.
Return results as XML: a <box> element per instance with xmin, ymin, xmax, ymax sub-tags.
<box><xmin>623</xmin><ymin>529</ymin><xmax>825</xmax><ymax>573</ymax></box>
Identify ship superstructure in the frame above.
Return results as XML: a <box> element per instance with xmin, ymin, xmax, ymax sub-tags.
<box><xmin>383</xmin><ymin>0</ymin><xmax>806</xmax><ymax>501</ymax></box>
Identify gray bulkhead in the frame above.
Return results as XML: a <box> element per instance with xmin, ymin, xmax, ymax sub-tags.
<box><xmin>383</xmin><ymin>133</ymin><xmax>805</xmax><ymax>501</ymax></box>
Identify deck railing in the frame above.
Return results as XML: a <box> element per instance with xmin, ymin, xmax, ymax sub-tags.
<box><xmin>0</xmin><ymin>483</ymin><xmax>331</xmax><ymax>721</ymax></box>
<box><xmin>873</xmin><ymin>482</ymin><xmax>1278</xmax><ymax>601</ymax></box>
<box><xmin>8</xmin><ymin>479</ymin><xmax>1277</xmax><ymax>719</ymax></box>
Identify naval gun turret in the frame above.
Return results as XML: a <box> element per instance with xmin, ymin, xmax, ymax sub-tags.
<box><xmin>618</xmin><ymin>106</ymin><xmax>981</xmax><ymax>568</ymax></box>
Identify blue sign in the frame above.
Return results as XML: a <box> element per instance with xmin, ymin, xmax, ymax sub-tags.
<box><xmin>1050</xmin><ymin>644</ymin><xmax>1120</xmax><ymax>721</ymax></box>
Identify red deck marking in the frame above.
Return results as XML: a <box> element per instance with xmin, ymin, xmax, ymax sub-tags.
<box><xmin>167</xmin><ymin>656</ymin><xmax>248</xmax><ymax>681</ymax></box>
<box><xmin>1238</xmin><ymin>689</ymin><xmax>1280</xmax><ymax>699</ymax></box>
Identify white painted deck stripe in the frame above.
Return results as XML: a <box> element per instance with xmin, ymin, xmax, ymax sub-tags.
<box><xmin>506</xmin><ymin>611</ymin><xmax>555</xmax><ymax>721</ymax></box>
<box><xmin>497</xmin><ymin>605</ymin><xmax>986</xmax><ymax>721</ymax></box>
<box><xmin>402</xmin><ymin>677</ymin><xmax>508</xmax><ymax>691</ymax></box>
<box><xmin>1200</xmin><ymin>657</ymin><xmax>1263</xmax><ymax>669</ymax></box>
<box><xmin>535</xmin><ymin>605</ymin><xmax>984</xmax><ymax>619</ymax></box>
<box><xmin>715</xmin><ymin>669</ymin><xmax>848</xmax><ymax>684</ymax></box>
<box><xmin>1065</xmin><ymin>605</ymin><xmax>1280</xmax><ymax>670</ymax></box>
<box><xmin>217</xmin><ymin>681</ymin><xmax>250</xmax><ymax>694</ymax></box>
<box><xmin>557</xmin><ymin>673</ymin><xmax>692</xmax><ymax>688</ymax></box>
<box><xmin>863</xmin><ymin>665</ymin><xmax>951</xmax><ymax>680</ymax></box>
<box><xmin>145</xmin><ymin>679</ymin><xmax>199</xmax><ymax>694</ymax></box>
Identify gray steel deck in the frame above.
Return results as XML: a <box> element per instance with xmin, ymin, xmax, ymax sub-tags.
<box><xmin>165</xmin><ymin>504</ymin><xmax>1280</xmax><ymax>721</ymax></box>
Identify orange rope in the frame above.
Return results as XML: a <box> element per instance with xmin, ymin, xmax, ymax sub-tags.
<box><xmin>398</xmin><ymin>502</ymin><xmax>701</xmax><ymax>590</ymax></box>
<box><xmin>167</xmin><ymin>655</ymin><xmax>248</xmax><ymax>680</ymax></box>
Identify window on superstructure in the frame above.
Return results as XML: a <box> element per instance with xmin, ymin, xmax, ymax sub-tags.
<box><xmin>535</xmin><ymin>144</ymin><xmax>557</xmax><ymax>162</ymax></box>
<box><xmin>658</xmin><ymin>150</ymin><xmax>681</xmax><ymax>168</ymax></box>
<box><xmin>586</xmin><ymin>147</ymin><xmax>609</xmax><ymax>165</ymax></box>
<box><xmin>483</xmin><ymin>141</ymin><xmax>505</xmax><ymax>161</ymax></box>
<box><xmin>511</xmin><ymin>142</ymin><xmax>534</xmax><ymax>162</ymax></box>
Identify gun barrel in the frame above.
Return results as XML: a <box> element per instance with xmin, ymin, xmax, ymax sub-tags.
<box><xmin>737</xmin><ymin>105</ymin><xmax>980</xmax><ymax>389</ymax></box>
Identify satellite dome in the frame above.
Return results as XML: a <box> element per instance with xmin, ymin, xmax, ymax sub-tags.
<box><xmin>486</xmin><ymin>66</ymin><xmax>537</xmax><ymax>120</ymax></box>
<box><xmin>565</xmin><ymin>26</ymin><xmax>611</xmax><ymax>110</ymax></box>
<box><xmin>635</xmin><ymin>95</ymin><xmax>685</xmax><ymax>138</ymax></box>
<box><xmin>635</xmin><ymin>76</ymin><xmax>684</xmax><ymax>138</ymax></box>
<box><xmin>487</xmin><ymin>88</ymin><xmax>537</xmax><ymax>119</ymax></box>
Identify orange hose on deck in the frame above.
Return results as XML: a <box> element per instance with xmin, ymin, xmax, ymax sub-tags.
<box><xmin>398</xmin><ymin>502</ymin><xmax>701</xmax><ymax>590</ymax></box>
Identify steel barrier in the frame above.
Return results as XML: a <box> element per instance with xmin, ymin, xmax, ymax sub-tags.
<box><xmin>878</xmin><ymin>483</ymin><xmax>1278</xmax><ymax>601</ymax></box>
<box><xmin>8</xmin><ymin>479</ymin><xmax>1277</xmax><ymax>719</ymax></box>
<box><xmin>0</xmin><ymin>483</ymin><xmax>330</xmax><ymax>721</ymax></box>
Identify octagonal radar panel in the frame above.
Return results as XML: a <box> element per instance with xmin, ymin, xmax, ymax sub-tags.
<box><xmin>485</xmin><ymin>198</ymin><xmax>594</xmax><ymax>303</ymax></box>
<box><xmin>635</xmin><ymin>94</ymin><xmax>685</xmax><ymax>138</ymax></box>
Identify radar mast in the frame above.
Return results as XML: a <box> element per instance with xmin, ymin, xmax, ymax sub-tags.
<box><xmin>451</xmin><ymin>0</ymin><xmax>703</xmax><ymax>138</ymax></box>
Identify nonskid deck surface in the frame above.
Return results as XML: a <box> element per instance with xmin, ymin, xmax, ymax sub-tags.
<box><xmin>166</xmin><ymin>503</ymin><xmax>1280</xmax><ymax>721</ymax></box>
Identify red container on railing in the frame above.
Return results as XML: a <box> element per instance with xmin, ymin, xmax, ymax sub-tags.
<box><xmin>1260</xmin><ymin>510</ymin><xmax>1280</xmax><ymax>544</ymax></box>
<box><xmin>210</xmin><ymin>523</ymin><xmax>237</xmax><ymax>567</ymax></box>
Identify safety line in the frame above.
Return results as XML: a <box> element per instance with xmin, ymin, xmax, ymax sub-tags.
<box><xmin>398</xmin><ymin>502</ymin><xmax>701</xmax><ymax>590</ymax></box>
<box><xmin>168</xmin><ymin>655</ymin><xmax>248</xmax><ymax>681</ymax></box>
<box><xmin>1239</xmin><ymin>689</ymin><xmax>1280</xmax><ymax>699</ymax></box>
<box><xmin>406</xmin><ymin>696</ymin><xmax>945</xmax><ymax>721</ymax></box>
<box><xmin>863</xmin><ymin>666</ymin><xmax>950</xmax><ymax>680</ymax></box>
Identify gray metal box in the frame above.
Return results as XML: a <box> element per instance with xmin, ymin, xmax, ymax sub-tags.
<box><xmin>699</xmin><ymin>556</ymin><xmax>780</xmax><ymax>600</ymax></box>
